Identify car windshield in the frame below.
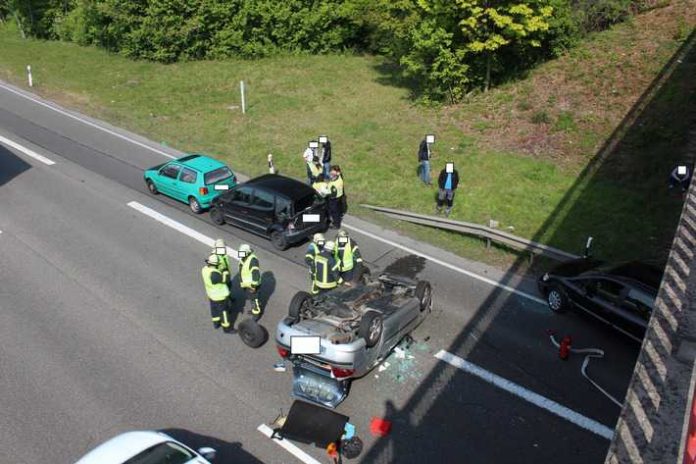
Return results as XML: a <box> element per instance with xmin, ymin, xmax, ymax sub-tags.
<box><xmin>205</xmin><ymin>166</ymin><xmax>233</xmax><ymax>185</ymax></box>
<box><xmin>295</xmin><ymin>192</ymin><xmax>320</xmax><ymax>213</ymax></box>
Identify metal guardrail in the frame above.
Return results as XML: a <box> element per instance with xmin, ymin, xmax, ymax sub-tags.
<box><xmin>360</xmin><ymin>204</ymin><xmax>580</xmax><ymax>262</ymax></box>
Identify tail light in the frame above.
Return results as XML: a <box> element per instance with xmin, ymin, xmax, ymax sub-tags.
<box><xmin>277</xmin><ymin>346</ymin><xmax>290</xmax><ymax>358</ymax></box>
<box><xmin>199</xmin><ymin>187</ymin><xmax>209</xmax><ymax>195</ymax></box>
<box><xmin>331</xmin><ymin>366</ymin><xmax>354</xmax><ymax>379</ymax></box>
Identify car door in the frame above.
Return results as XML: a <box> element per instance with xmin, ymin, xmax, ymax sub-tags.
<box><xmin>176</xmin><ymin>167</ymin><xmax>198</xmax><ymax>202</ymax></box>
<box><xmin>222</xmin><ymin>185</ymin><xmax>254</xmax><ymax>229</ymax></box>
<box><xmin>247</xmin><ymin>188</ymin><xmax>277</xmax><ymax>234</ymax></box>
<box><xmin>157</xmin><ymin>163</ymin><xmax>182</xmax><ymax>198</ymax></box>
<box><xmin>615</xmin><ymin>287</ymin><xmax>654</xmax><ymax>338</ymax></box>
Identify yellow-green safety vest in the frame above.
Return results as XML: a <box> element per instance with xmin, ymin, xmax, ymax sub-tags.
<box><xmin>308</xmin><ymin>162</ymin><xmax>322</xmax><ymax>178</ymax></box>
<box><xmin>312</xmin><ymin>181</ymin><xmax>330</xmax><ymax>197</ymax></box>
<box><xmin>329</xmin><ymin>175</ymin><xmax>344</xmax><ymax>198</ymax></box>
<box><xmin>201</xmin><ymin>266</ymin><xmax>230</xmax><ymax>301</ymax></box>
<box><xmin>336</xmin><ymin>240</ymin><xmax>355</xmax><ymax>272</ymax></box>
<box><xmin>216</xmin><ymin>253</ymin><xmax>231</xmax><ymax>274</ymax></box>
<box><xmin>314</xmin><ymin>254</ymin><xmax>339</xmax><ymax>289</ymax></box>
<box><xmin>240</xmin><ymin>253</ymin><xmax>261</xmax><ymax>288</ymax></box>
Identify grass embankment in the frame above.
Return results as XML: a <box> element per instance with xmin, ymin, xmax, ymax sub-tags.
<box><xmin>0</xmin><ymin>2</ymin><xmax>694</xmax><ymax>270</ymax></box>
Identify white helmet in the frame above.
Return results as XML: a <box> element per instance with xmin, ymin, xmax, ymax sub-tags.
<box><xmin>238</xmin><ymin>244</ymin><xmax>252</xmax><ymax>254</ymax></box>
<box><xmin>214</xmin><ymin>238</ymin><xmax>226</xmax><ymax>248</ymax></box>
<box><xmin>206</xmin><ymin>254</ymin><xmax>221</xmax><ymax>266</ymax></box>
<box><xmin>324</xmin><ymin>240</ymin><xmax>336</xmax><ymax>252</ymax></box>
<box><xmin>313</xmin><ymin>233</ymin><xmax>325</xmax><ymax>243</ymax></box>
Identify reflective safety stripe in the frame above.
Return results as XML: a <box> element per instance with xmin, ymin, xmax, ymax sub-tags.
<box><xmin>314</xmin><ymin>255</ymin><xmax>339</xmax><ymax>289</ymax></box>
<box><xmin>240</xmin><ymin>254</ymin><xmax>261</xmax><ymax>288</ymax></box>
<box><xmin>212</xmin><ymin>317</ymin><xmax>221</xmax><ymax>322</ymax></box>
<box><xmin>202</xmin><ymin>266</ymin><xmax>230</xmax><ymax>301</ymax></box>
<box><xmin>220</xmin><ymin>311</ymin><xmax>231</xmax><ymax>328</ymax></box>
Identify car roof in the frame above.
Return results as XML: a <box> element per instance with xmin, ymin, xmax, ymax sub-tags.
<box><xmin>600</xmin><ymin>261</ymin><xmax>663</xmax><ymax>290</ymax></box>
<box><xmin>75</xmin><ymin>431</ymin><xmax>170</xmax><ymax>464</ymax></box>
<box><xmin>245</xmin><ymin>174</ymin><xmax>316</xmax><ymax>200</ymax></box>
<box><xmin>175</xmin><ymin>154</ymin><xmax>228</xmax><ymax>172</ymax></box>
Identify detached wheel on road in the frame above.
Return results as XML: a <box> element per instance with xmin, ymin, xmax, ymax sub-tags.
<box><xmin>188</xmin><ymin>196</ymin><xmax>203</xmax><ymax>214</ymax></box>
<box><xmin>288</xmin><ymin>291</ymin><xmax>312</xmax><ymax>322</ymax></box>
<box><xmin>546</xmin><ymin>285</ymin><xmax>569</xmax><ymax>313</ymax></box>
<box><xmin>238</xmin><ymin>319</ymin><xmax>268</xmax><ymax>348</ymax></box>
<box><xmin>210</xmin><ymin>206</ymin><xmax>225</xmax><ymax>225</ymax></box>
<box><xmin>359</xmin><ymin>311</ymin><xmax>383</xmax><ymax>348</ymax></box>
<box><xmin>270</xmin><ymin>230</ymin><xmax>288</xmax><ymax>250</ymax></box>
<box><xmin>415</xmin><ymin>281</ymin><xmax>432</xmax><ymax>312</ymax></box>
<box><xmin>146</xmin><ymin>179</ymin><xmax>158</xmax><ymax>195</ymax></box>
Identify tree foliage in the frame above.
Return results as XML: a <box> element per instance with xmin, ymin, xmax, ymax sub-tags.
<box><xmin>5</xmin><ymin>0</ymin><xmax>653</xmax><ymax>102</ymax></box>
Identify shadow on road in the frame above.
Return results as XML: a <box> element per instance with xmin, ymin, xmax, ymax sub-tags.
<box><xmin>160</xmin><ymin>428</ymin><xmax>264</xmax><ymax>464</ymax></box>
<box><xmin>0</xmin><ymin>144</ymin><xmax>31</xmax><ymax>187</ymax></box>
<box><xmin>358</xmin><ymin>29</ymin><xmax>696</xmax><ymax>464</ymax></box>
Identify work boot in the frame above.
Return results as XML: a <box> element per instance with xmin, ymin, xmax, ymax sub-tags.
<box><xmin>223</xmin><ymin>326</ymin><xmax>237</xmax><ymax>334</ymax></box>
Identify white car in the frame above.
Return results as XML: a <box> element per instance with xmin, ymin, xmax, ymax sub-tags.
<box><xmin>74</xmin><ymin>431</ymin><xmax>216</xmax><ymax>464</ymax></box>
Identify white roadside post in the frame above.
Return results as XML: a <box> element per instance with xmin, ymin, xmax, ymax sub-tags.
<box><xmin>240</xmin><ymin>80</ymin><xmax>246</xmax><ymax>114</ymax></box>
<box><xmin>27</xmin><ymin>65</ymin><xmax>33</xmax><ymax>87</ymax></box>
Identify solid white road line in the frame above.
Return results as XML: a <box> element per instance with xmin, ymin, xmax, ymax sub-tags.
<box><xmin>0</xmin><ymin>82</ymin><xmax>175</xmax><ymax>159</ymax></box>
<box><xmin>434</xmin><ymin>350</ymin><xmax>614</xmax><ymax>440</ymax></box>
<box><xmin>344</xmin><ymin>224</ymin><xmax>545</xmax><ymax>305</ymax></box>
<box><xmin>257</xmin><ymin>424</ymin><xmax>323</xmax><ymax>464</ymax></box>
<box><xmin>0</xmin><ymin>134</ymin><xmax>55</xmax><ymax>165</ymax></box>
<box><xmin>127</xmin><ymin>201</ymin><xmax>239</xmax><ymax>261</ymax></box>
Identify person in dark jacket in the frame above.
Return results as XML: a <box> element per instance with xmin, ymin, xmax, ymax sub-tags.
<box><xmin>436</xmin><ymin>162</ymin><xmax>459</xmax><ymax>217</ymax></box>
<box><xmin>418</xmin><ymin>135</ymin><xmax>434</xmax><ymax>185</ymax></box>
<box><xmin>319</xmin><ymin>136</ymin><xmax>332</xmax><ymax>177</ymax></box>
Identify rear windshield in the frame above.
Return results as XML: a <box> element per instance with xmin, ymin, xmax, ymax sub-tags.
<box><xmin>295</xmin><ymin>193</ymin><xmax>319</xmax><ymax>213</ymax></box>
<box><xmin>205</xmin><ymin>167</ymin><xmax>233</xmax><ymax>185</ymax></box>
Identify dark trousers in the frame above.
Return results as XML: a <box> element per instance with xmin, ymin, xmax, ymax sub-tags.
<box><xmin>243</xmin><ymin>287</ymin><xmax>262</xmax><ymax>317</ymax></box>
<box><xmin>209</xmin><ymin>298</ymin><xmax>232</xmax><ymax>329</ymax></box>
<box><xmin>328</xmin><ymin>198</ymin><xmax>342</xmax><ymax>228</ymax></box>
<box><xmin>437</xmin><ymin>189</ymin><xmax>455</xmax><ymax>208</ymax></box>
<box><xmin>340</xmin><ymin>267</ymin><xmax>355</xmax><ymax>283</ymax></box>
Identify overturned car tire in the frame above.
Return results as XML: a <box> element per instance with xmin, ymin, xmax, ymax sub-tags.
<box><xmin>415</xmin><ymin>281</ymin><xmax>432</xmax><ymax>312</ymax></box>
<box><xmin>288</xmin><ymin>291</ymin><xmax>312</xmax><ymax>322</ymax></box>
<box><xmin>358</xmin><ymin>311</ymin><xmax>383</xmax><ymax>348</ymax></box>
<box><xmin>238</xmin><ymin>319</ymin><xmax>268</xmax><ymax>348</ymax></box>
<box><xmin>354</xmin><ymin>265</ymin><xmax>371</xmax><ymax>286</ymax></box>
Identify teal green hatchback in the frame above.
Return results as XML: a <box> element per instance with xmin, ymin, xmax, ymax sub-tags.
<box><xmin>144</xmin><ymin>154</ymin><xmax>237</xmax><ymax>213</ymax></box>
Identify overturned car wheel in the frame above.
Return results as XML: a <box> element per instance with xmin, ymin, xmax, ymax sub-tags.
<box><xmin>359</xmin><ymin>311</ymin><xmax>383</xmax><ymax>348</ymax></box>
<box><xmin>288</xmin><ymin>291</ymin><xmax>312</xmax><ymax>323</ymax></box>
<box><xmin>415</xmin><ymin>281</ymin><xmax>432</xmax><ymax>312</ymax></box>
<box><xmin>238</xmin><ymin>319</ymin><xmax>268</xmax><ymax>348</ymax></box>
<box><xmin>354</xmin><ymin>265</ymin><xmax>371</xmax><ymax>286</ymax></box>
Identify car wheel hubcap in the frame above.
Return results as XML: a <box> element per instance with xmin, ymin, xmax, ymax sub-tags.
<box><xmin>548</xmin><ymin>291</ymin><xmax>561</xmax><ymax>310</ymax></box>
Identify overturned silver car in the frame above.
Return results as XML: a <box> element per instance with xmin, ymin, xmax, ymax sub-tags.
<box><xmin>275</xmin><ymin>273</ymin><xmax>432</xmax><ymax>408</ymax></box>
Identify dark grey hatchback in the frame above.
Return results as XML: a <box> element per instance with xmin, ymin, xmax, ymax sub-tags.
<box><xmin>538</xmin><ymin>259</ymin><xmax>663</xmax><ymax>342</ymax></box>
<box><xmin>209</xmin><ymin>174</ymin><xmax>329</xmax><ymax>250</ymax></box>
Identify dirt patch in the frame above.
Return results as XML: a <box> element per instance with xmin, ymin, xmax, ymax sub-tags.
<box><xmin>451</xmin><ymin>1</ymin><xmax>696</xmax><ymax>170</ymax></box>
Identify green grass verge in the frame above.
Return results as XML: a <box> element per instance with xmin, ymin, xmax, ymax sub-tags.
<box><xmin>0</xmin><ymin>9</ymin><xmax>693</xmax><ymax>271</ymax></box>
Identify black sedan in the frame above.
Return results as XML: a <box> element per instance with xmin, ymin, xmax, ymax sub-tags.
<box><xmin>538</xmin><ymin>259</ymin><xmax>663</xmax><ymax>342</ymax></box>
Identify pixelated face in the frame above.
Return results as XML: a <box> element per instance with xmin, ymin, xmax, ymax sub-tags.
<box><xmin>216</xmin><ymin>247</ymin><xmax>227</xmax><ymax>255</ymax></box>
<box><xmin>678</xmin><ymin>165</ymin><xmax>687</xmax><ymax>176</ymax></box>
<box><xmin>309</xmin><ymin>141</ymin><xmax>319</xmax><ymax>149</ymax></box>
<box><xmin>319</xmin><ymin>136</ymin><xmax>328</xmax><ymax>144</ymax></box>
<box><xmin>426</xmin><ymin>134</ymin><xmax>435</xmax><ymax>144</ymax></box>
<box><xmin>338</xmin><ymin>237</ymin><xmax>348</xmax><ymax>245</ymax></box>
<box><xmin>446</xmin><ymin>162</ymin><xmax>454</xmax><ymax>173</ymax></box>
<box><xmin>237</xmin><ymin>251</ymin><xmax>248</xmax><ymax>260</ymax></box>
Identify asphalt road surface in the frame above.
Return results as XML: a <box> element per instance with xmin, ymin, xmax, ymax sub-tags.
<box><xmin>0</xmin><ymin>81</ymin><xmax>642</xmax><ymax>464</ymax></box>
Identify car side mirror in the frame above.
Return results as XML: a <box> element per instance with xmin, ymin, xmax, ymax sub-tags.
<box><xmin>197</xmin><ymin>447</ymin><xmax>216</xmax><ymax>460</ymax></box>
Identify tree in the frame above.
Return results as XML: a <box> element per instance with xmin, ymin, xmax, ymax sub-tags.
<box><xmin>456</xmin><ymin>0</ymin><xmax>553</xmax><ymax>91</ymax></box>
